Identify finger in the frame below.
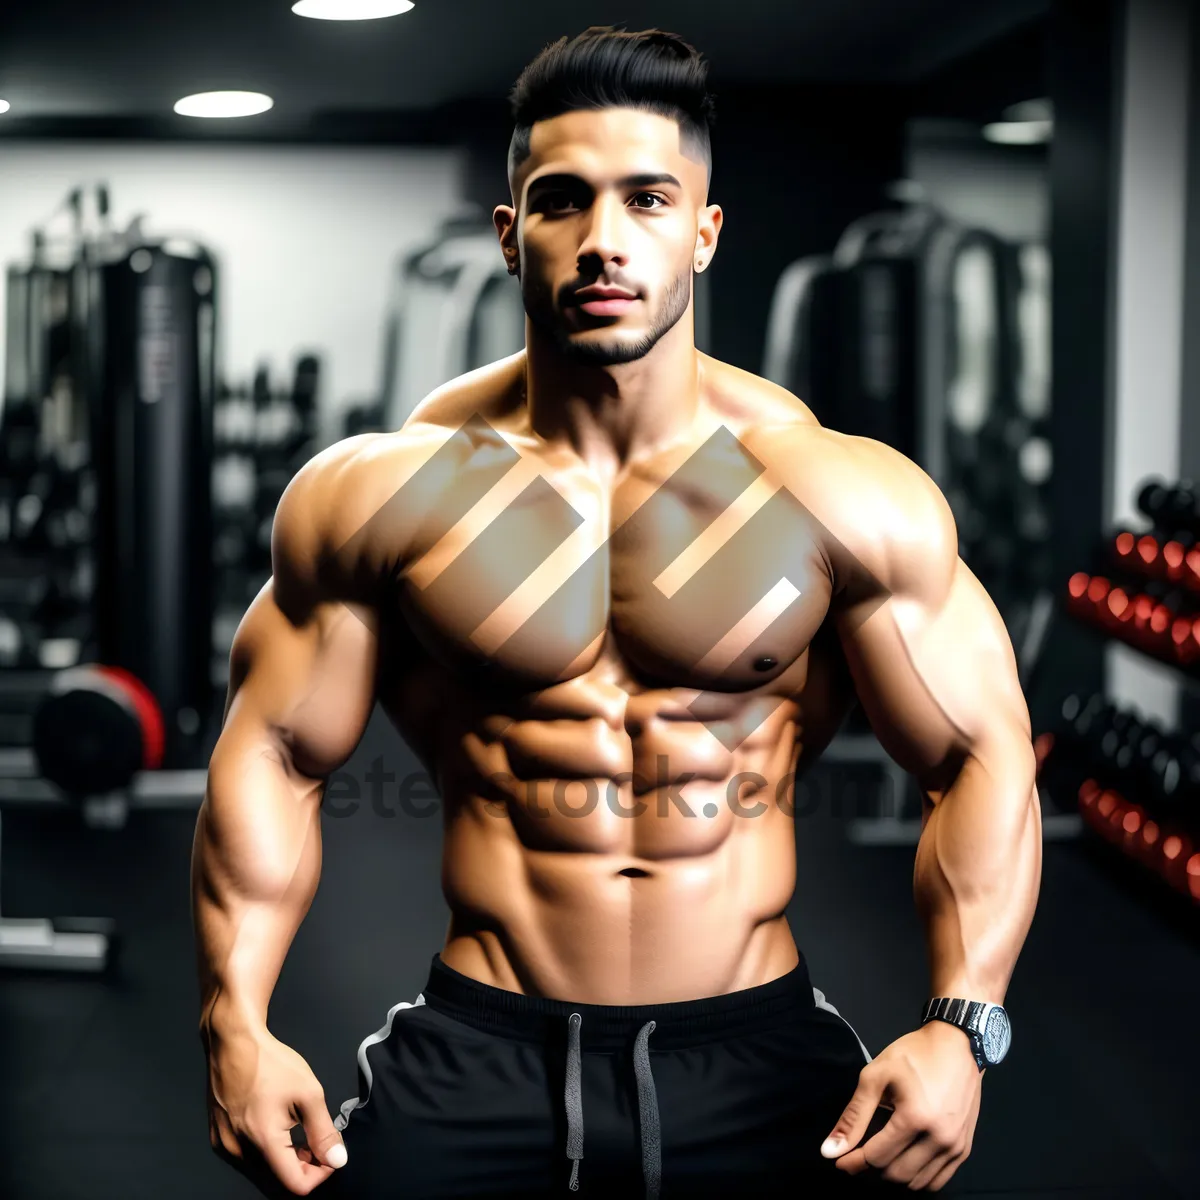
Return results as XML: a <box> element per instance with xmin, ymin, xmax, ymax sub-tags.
<box><xmin>296</xmin><ymin>1091</ymin><xmax>349</xmax><ymax>1170</ymax></box>
<box><xmin>230</xmin><ymin>1128</ymin><xmax>316</xmax><ymax>1200</ymax></box>
<box><xmin>256</xmin><ymin>1120</ymin><xmax>335</xmax><ymax>1196</ymax></box>
<box><xmin>820</xmin><ymin>1067</ymin><xmax>886</xmax><ymax>1162</ymax></box>
<box><xmin>927</xmin><ymin>1152</ymin><xmax>966</xmax><ymax>1192</ymax></box>
<box><xmin>210</xmin><ymin>1113</ymin><xmax>239</xmax><ymax>1161</ymax></box>
<box><xmin>909</xmin><ymin>1146</ymin><xmax>962</xmax><ymax>1191</ymax></box>
<box><xmin>834</xmin><ymin>1106</ymin><xmax>924</xmax><ymax>1175</ymax></box>
<box><xmin>882</xmin><ymin>1136</ymin><xmax>950</xmax><ymax>1188</ymax></box>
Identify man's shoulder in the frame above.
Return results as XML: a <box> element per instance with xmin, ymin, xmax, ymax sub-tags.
<box><xmin>300</xmin><ymin>354</ymin><xmax>527</xmax><ymax>513</ymax></box>
<box><xmin>741</xmin><ymin>423</ymin><xmax>956</xmax><ymax>599</ymax></box>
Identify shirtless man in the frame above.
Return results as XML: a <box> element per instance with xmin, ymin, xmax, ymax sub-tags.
<box><xmin>194</xmin><ymin>25</ymin><xmax>1041</xmax><ymax>1200</ymax></box>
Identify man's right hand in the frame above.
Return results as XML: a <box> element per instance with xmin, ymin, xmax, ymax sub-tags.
<box><xmin>206</xmin><ymin>1020</ymin><xmax>348</xmax><ymax>1196</ymax></box>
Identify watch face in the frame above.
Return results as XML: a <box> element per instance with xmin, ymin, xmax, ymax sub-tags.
<box><xmin>982</xmin><ymin>1007</ymin><xmax>1011</xmax><ymax>1064</ymax></box>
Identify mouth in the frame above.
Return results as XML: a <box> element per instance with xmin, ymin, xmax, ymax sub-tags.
<box><xmin>575</xmin><ymin>296</ymin><xmax>639</xmax><ymax>316</ymax></box>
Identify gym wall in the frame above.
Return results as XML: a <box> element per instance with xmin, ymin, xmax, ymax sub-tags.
<box><xmin>0</xmin><ymin>142</ymin><xmax>467</xmax><ymax>442</ymax></box>
<box><xmin>1107</xmin><ymin>0</ymin><xmax>1192</xmax><ymax>729</ymax></box>
<box><xmin>905</xmin><ymin>121</ymin><xmax>1049</xmax><ymax>243</ymax></box>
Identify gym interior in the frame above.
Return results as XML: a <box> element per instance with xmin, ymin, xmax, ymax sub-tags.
<box><xmin>1</xmin><ymin>2</ymin><xmax>1199</xmax><ymax>1197</ymax></box>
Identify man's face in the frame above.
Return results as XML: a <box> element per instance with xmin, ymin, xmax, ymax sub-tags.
<box><xmin>496</xmin><ymin>107</ymin><xmax>721</xmax><ymax>367</ymax></box>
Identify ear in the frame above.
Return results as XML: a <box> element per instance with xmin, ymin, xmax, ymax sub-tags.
<box><xmin>694</xmin><ymin>204</ymin><xmax>723</xmax><ymax>271</ymax></box>
<box><xmin>494</xmin><ymin>204</ymin><xmax>519</xmax><ymax>274</ymax></box>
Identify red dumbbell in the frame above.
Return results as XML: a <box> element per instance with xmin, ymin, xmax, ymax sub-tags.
<box><xmin>1162</xmin><ymin>540</ymin><xmax>1187</xmax><ymax>584</ymax></box>
<box><xmin>1134</xmin><ymin>816</ymin><xmax>1163</xmax><ymax>868</ymax></box>
<box><xmin>1185</xmin><ymin>547</ymin><xmax>1200</xmax><ymax>590</ymax></box>
<box><xmin>1169</xmin><ymin>616</ymin><xmax>1200</xmax><ymax>668</ymax></box>
<box><xmin>1094</xmin><ymin>782</ymin><xmax>1128</xmax><ymax>840</ymax></box>
<box><xmin>1135</xmin><ymin>534</ymin><xmax>1163</xmax><ymax>578</ymax></box>
<box><xmin>1142</xmin><ymin>603</ymin><xmax>1175</xmax><ymax>661</ymax></box>
<box><xmin>1086</xmin><ymin>575</ymin><xmax>1111</xmax><ymax>609</ymax></box>
<box><xmin>1105</xmin><ymin>587</ymin><xmax>1137</xmax><ymax>634</ymax></box>
<box><xmin>1066</xmin><ymin>572</ymin><xmax>1092</xmax><ymax>617</ymax></box>
<box><xmin>1077</xmin><ymin>778</ymin><xmax>1101</xmax><ymax>826</ymax></box>
<box><xmin>1158</xmin><ymin>830</ymin><xmax>1194</xmax><ymax>894</ymax></box>
<box><xmin>1116</xmin><ymin>803</ymin><xmax>1148</xmax><ymax>858</ymax></box>
<box><xmin>1102</xmin><ymin>793</ymin><xmax>1138</xmax><ymax>847</ymax></box>
<box><xmin>1186</xmin><ymin>853</ymin><xmax>1200</xmax><ymax>903</ymax></box>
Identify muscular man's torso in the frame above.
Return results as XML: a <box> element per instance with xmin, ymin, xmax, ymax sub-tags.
<box><xmin>341</xmin><ymin>352</ymin><xmax>871</xmax><ymax>1004</ymax></box>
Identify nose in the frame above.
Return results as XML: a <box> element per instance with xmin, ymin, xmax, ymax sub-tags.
<box><xmin>577</xmin><ymin>192</ymin><xmax>629</xmax><ymax>271</ymax></box>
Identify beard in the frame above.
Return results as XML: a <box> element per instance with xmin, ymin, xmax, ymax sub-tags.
<box><xmin>521</xmin><ymin>263</ymin><xmax>693</xmax><ymax>366</ymax></box>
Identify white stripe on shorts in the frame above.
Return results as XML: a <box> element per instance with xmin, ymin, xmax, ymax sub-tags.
<box><xmin>334</xmin><ymin>993</ymin><xmax>427</xmax><ymax>1132</ymax></box>
<box><xmin>812</xmin><ymin>986</ymin><xmax>873</xmax><ymax>1064</ymax></box>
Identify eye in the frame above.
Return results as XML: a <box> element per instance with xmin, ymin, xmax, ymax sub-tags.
<box><xmin>536</xmin><ymin>191</ymin><xmax>577</xmax><ymax>213</ymax></box>
<box><xmin>630</xmin><ymin>192</ymin><xmax>666</xmax><ymax>209</ymax></box>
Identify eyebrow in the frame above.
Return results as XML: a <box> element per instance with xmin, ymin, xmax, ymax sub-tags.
<box><xmin>527</xmin><ymin>172</ymin><xmax>683</xmax><ymax>193</ymax></box>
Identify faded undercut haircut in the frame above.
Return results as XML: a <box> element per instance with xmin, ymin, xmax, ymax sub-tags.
<box><xmin>506</xmin><ymin>26</ymin><xmax>716</xmax><ymax>196</ymax></box>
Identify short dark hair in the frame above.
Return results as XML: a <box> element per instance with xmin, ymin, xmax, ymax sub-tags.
<box><xmin>507</xmin><ymin>26</ymin><xmax>716</xmax><ymax>193</ymax></box>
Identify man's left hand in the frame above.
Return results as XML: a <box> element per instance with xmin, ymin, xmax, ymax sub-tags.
<box><xmin>820</xmin><ymin>1019</ymin><xmax>983</xmax><ymax>1191</ymax></box>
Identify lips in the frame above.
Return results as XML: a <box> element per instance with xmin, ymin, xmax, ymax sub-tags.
<box><xmin>577</xmin><ymin>297</ymin><xmax>638</xmax><ymax>316</ymax></box>
<box><xmin>572</xmin><ymin>286</ymin><xmax>639</xmax><ymax>316</ymax></box>
<box><xmin>574</xmin><ymin>287</ymin><xmax>637</xmax><ymax>302</ymax></box>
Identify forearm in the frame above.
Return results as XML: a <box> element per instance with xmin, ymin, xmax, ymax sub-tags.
<box><xmin>913</xmin><ymin>737</ymin><xmax>1042</xmax><ymax>1004</ymax></box>
<box><xmin>192</xmin><ymin>732</ymin><xmax>325</xmax><ymax>1039</ymax></box>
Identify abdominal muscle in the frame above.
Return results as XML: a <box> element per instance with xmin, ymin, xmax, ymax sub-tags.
<box><xmin>430</xmin><ymin>682</ymin><xmax>806</xmax><ymax>1005</ymax></box>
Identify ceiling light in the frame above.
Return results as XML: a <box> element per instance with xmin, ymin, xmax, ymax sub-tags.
<box><xmin>292</xmin><ymin>0</ymin><xmax>414</xmax><ymax>19</ymax></box>
<box><xmin>174</xmin><ymin>91</ymin><xmax>274</xmax><ymax>119</ymax></box>
<box><xmin>0</xmin><ymin>100</ymin><xmax>10</xmax><ymax>115</ymax></box>
<box><xmin>1003</xmin><ymin>98</ymin><xmax>1053</xmax><ymax>123</ymax></box>
<box><xmin>982</xmin><ymin>119</ymin><xmax>1053</xmax><ymax>146</ymax></box>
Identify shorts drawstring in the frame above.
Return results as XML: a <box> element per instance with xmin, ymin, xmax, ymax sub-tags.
<box><xmin>564</xmin><ymin>1013</ymin><xmax>661</xmax><ymax>1199</ymax></box>
<box><xmin>564</xmin><ymin>1013</ymin><xmax>584</xmax><ymax>1191</ymax></box>
<box><xmin>632</xmin><ymin>1019</ymin><xmax>661</xmax><ymax>1200</ymax></box>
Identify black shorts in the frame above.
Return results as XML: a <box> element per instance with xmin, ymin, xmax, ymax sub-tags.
<box><xmin>322</xmin><ymin>952</ymin><xmax>885</xmax><ymax>1199</ymax></box>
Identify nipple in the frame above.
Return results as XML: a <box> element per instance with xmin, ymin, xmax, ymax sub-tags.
<box><xmin>753</xmin><ymin>656</ymin><xmax>777</xmax><ymax>672</ymax></box>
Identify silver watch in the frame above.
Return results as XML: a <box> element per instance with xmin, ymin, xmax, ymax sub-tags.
<box><xmin>922</xmin><ymin>997</ymin><xmax>1011</xmax><ymax>1070</ymax></box>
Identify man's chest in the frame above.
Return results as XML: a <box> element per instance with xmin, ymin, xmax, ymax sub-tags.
<box><xmin>392</xmin><ymin>425</ymin><xmax>836</xmax><ymax>692</ymax></box>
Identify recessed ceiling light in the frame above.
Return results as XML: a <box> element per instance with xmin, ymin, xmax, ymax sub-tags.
<box><xmin>982</xmin><ymin>119</ymin><xmax>1053</xmax><ymax>146</ymax></box>
<box><xmin>174</xmin><ymin>91</ymin><xmax>274</xmax><ymax>119</ymax></box>
<box><xmin>292</xmin><ymin>0</ymin><xmax>415</xmax><ymax>20</ymax></box>
<box><xmin>1002</xmin><ymin>98</ymin><xmax>1053</xmax><ymax>123</ymax></box>
<box><xmin>0</xmin><ymin>100</ymin><xmax>10</xmax><ymax>115</ymax></box>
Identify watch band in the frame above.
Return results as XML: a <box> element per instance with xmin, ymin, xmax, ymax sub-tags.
<box><xmin>923</xmin><ymin>996</ymin><xmax>986</xmax><ymax>1028</ymax></box>
<box><xmin>922</xmin><ymin>997</ymin><xmax>990</xmax><ymax>1070</ymax></box>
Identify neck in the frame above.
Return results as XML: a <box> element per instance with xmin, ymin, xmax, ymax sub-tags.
<box><xmin>522</xmin><ymin>315</ymin><xmax>705</xmax><ymax>481</ymax></box>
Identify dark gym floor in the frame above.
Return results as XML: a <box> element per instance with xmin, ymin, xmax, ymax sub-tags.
<box><xmin>2</xmin><ymin>708</ymin><xmax>1198</xmax><ymax>1200</ymax></box>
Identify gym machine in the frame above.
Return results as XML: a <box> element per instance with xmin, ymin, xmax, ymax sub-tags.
<box><xmin>211</xmin><ymin>355</ymin><xmax>322</xmax><ymax>671</ymax></box>
<box><xmin>0</xmin><ymin>185</ymin><xmax>218</xmax><ymax>971</ymax></box>
<box><xmin>762</xmin><ymin>192</ymin><xmax>1064</xmax><ymax>846</ymax></box>
<box><xmin>380</xmin><ymin>209</ymin><xmax>526</xmax><ymax>430</ymax></box>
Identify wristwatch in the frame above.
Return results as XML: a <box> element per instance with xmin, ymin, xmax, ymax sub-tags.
<box><xmin>921</xmin><ymin>997</ymin><xmax>1011</xmax><ymax>1071</ymax></box>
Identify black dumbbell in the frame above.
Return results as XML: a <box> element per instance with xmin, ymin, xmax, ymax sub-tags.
<box><xmin>1163</xmin><ymin>482</ymin><xmax>1200</xmax><ymax>537</ymax></box>
<box><xmin>1138</xmin><ymin>478</ymin><xmax>1200</xmax><ymax>539</ymax></box>
<box><xmin>32</xmin><ymin>664</ymin><xmax>164</xmax><ymax>798</ymax></box>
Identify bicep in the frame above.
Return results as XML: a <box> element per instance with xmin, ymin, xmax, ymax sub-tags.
<box><xmin>220</xmin><ymin>458</ymin><xmax>381</xmax><ymax>782</ymax></box>
<box><xmin>222</xmin><ymin>583</ymin><xmax>379</xmax><ymax>781</ymax></box>
<box><xmin>835</xmin><ymin>556</ymin><xmax>1029</xmax><ymax>792</ymax></box>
